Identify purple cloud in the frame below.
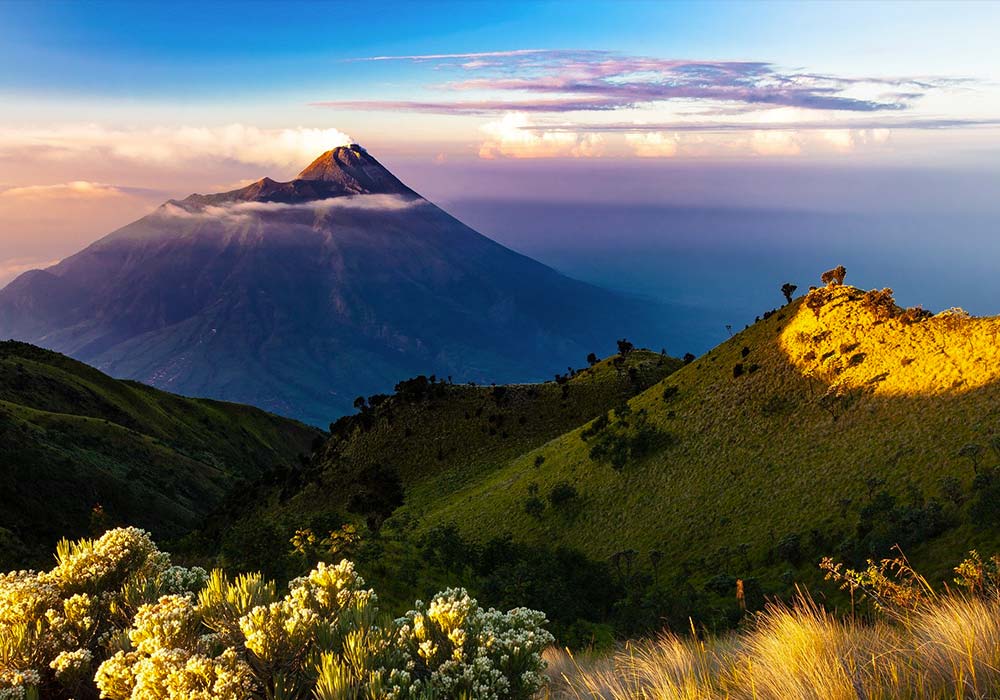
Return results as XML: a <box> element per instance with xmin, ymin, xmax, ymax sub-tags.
<box><xmin>318</xmin><ymin>50</ymin><xmax>959</xmax><ymax>115</ymax></box>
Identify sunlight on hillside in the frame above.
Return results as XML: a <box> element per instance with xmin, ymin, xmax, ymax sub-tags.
<box><xmin>779</xmin><ymin>286</ymin><xmax>1000</xmax><ymax>397</ymax></box>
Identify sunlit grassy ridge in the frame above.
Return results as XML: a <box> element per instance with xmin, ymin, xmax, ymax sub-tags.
<box><xmin>0</xmin><ymin>341</ymin><xmax>320</xmax><ymax>566</ymax></box>
<box><xmin>419</xmin><ymin>286</ymin><xmax>1000</xmax><ymax>583</ymax></box>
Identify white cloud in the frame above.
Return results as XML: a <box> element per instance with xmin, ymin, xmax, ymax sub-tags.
<box><xmin>749</xmin><ymin>130</ymin><xmax>802</xmax><ymax>156</ymax></box>
<box><xmin>0</xmin><ymin>181</ymin><xmax>127</xmax><ymax>200</ymax></box>
<box><xmin>478</xmin><ymin>113</ymin><xmax>604</xmax><ymax>159</ymax></box>
<box><xmin>0</xmin><ymin>124</ymin><xmax>354</xmax><ymax>168</ymax></box>
<box><xmin>625</xmin><ymin>132</ymin><xmax>680</xmax><ymax>157</ymax></box>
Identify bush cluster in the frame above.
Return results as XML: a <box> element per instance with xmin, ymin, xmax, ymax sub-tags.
<box><xmin>0</xmin><ymin>529</ymin><xmax>553</xmax><ymax>700</ymax></box>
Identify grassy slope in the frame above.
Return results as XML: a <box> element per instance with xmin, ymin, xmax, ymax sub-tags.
<box><xmin>420</xmin><ymin>287</ymin><xmax>1000</xmax><ymax>583</ymax></box>
<box><xmin>214</xmin><ymin>350</ymin><xmax>681</xmax><ymax>586</ymax></box>
<box><xmin>0</xmin><ymin>341</ymin><xmax>320</xmax><ymax>565</ymax></box>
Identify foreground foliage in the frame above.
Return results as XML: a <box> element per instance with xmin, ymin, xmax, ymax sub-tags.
<box><xmin>0</xmin><ymin>528</ymin><xmax>552</xmax><ymax>699</ymax></box>
<box><xmin>550</xmin><ymin>552</ymin><xmax>1000</xmax><ymax>699</ymax></box>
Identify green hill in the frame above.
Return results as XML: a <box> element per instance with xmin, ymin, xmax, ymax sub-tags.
<box><xmin>420</xmin><ymin>285</ymin><xmax>1000</xmax><ymax>589</ymax></box>
<box><xmin>187</xmin><ymin>283</ymin><xmax>1000</xmax><ymax>637</ymax></box>
<box><xmin>0</xmin><ymin>341</ymin><xmax>320</xmax><ymax>567</ymax></box>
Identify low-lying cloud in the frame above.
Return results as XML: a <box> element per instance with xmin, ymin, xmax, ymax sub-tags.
<box><xmin>159</xmin><ymin>194</ymin><xmax>426</xmax><ymax>223</ymax></box>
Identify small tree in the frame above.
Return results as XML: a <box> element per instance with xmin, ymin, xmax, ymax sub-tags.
<box><xmin>960</xmin><ymin>443</ymin><xmax>985</xmax><ymax>474</ymax></box>
<box><xmin>616</xmin><ymin>338</ymin><xmax>634</xmax><ymax>357</ymax></box>
<box><xmin>586</xmin><ymin>352</ymin><xmax>598</xmax><ymax>366</ymax></box>
<box><xmin>781</xmin><ymin>282</ymin><xmax>797</xmax><ymax>304</ymax></box>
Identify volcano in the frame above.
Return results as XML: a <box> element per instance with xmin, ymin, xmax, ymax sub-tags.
<box><xmin>0</xmin><ymin>145</ymin><xmax>668</xmax><ymax>425</ymax></box>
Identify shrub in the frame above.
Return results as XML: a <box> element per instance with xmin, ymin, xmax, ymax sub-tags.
<box><xmin>775</xmin><ymin>533</ymin><xmax>802</xmax><ymax>565</ymax></box>
<box><xmin>393</xmin><ymin>589</ymin><xmax>553</xmax><ymax>698</ymax></box>
<box><xmin>524</xmin><ymin>497</ymin><xmax>546</xmax><ymax>520</ymax></box>
<box><xmin>805</xmin><ymin>289</ymin><xmax>829</xmax><ymax>318</ymax></box>
<box><xmin>0</xmin><ymin>527</ymin><xmax>206</xmax><ymax>700</ymax></box>
<box><xmin>861</xmin><ymin>287</ymin><xmax>898</xmax><ymax>320</ymax></box>
<box><xmin>586</xmin><ymin>409</ymin><xmax>672</xmax><ymax>471</ymax></box>
<box><xmin>820</xmin><ymin>264</ymin><xmax>847</xmax><ymax>287</ymax></box>
<box><xmin>548</xmin><ymin>482</ymin><xmax>579</xmax><ymax>507</ymax></box>
<box><xmin>0</xmin><ymin>529</ymin><xmax>553</xmax><ymax>700</ymax></box>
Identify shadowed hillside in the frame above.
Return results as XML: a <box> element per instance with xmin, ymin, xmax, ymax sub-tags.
<box><xmin>0</xmin><ymin>341</ymin><xmax>320</xmax><ymax>567</ymax></box>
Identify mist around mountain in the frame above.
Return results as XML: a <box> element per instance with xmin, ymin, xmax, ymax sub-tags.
<box><xmin>0</xmin><ymin>146</ymin><xmax>669</xmax><ymax>425</ymax></box>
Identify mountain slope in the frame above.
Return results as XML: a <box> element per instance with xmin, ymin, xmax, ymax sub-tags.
<box><xmin>0</xmin><ymin>146</ymin><xmax>669</xmax><ymax>425</ymax></box>
<box><xmin>411</xmin><ymin>285</ymin><xmax>1000</xmax><ymax>581</ymax></box>
<box><xmin>0</xmin><ymin>341</ymin><xmax>319</xmax><ymax>567</ymax></box>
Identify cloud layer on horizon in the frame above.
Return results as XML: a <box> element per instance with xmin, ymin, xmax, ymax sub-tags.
<box><xmin>0</xmin><ymin>124</ymin><xmax>354</xmax><ymax>169</ymax></box>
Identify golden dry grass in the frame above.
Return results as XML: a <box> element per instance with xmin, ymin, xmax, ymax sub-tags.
<box><xmin>547</xmin><ymin>592</ymin><xmax>1000</xmax><ymax>699</ymax></box>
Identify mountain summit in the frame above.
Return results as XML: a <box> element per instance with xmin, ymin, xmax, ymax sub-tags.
<box><xmin>0</xmin><ymin>148</ymin><xmax>668</xmax><ymax>425</ymax></box>
<box><xmin>182</xmin><ymin>145</ymin><xmax>416</xmax><ymax>206</ymax></box>
<box><xmin>296</xmin><ymin>145</ymin><xmax>413</xmax><ymax>193</ymax></box>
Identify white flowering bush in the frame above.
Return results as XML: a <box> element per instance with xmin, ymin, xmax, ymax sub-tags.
<box><xmin>0</xmin><ymin>527</ymin><xmax>206</xmax><ymax>699</ymax></box>
<box><xmin>390</xmin><ymin>588</ymin><xmax>554</xmax><ymax>699</ymax></box>
<box><xmin>1</xmin><ymin>528</ymin><xmax>553</xmax><ymax>700</ymax></box>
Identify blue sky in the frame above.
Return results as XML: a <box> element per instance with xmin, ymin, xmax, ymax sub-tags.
<box><xmin>3</xmin><ymin>1</ymin><xmax>998</xmax><ymax>119</ymax></box>
<box><xmin>1</xmin><ymin>0</ymin><xmax>999</xmax><ymax>289</ymax></box>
